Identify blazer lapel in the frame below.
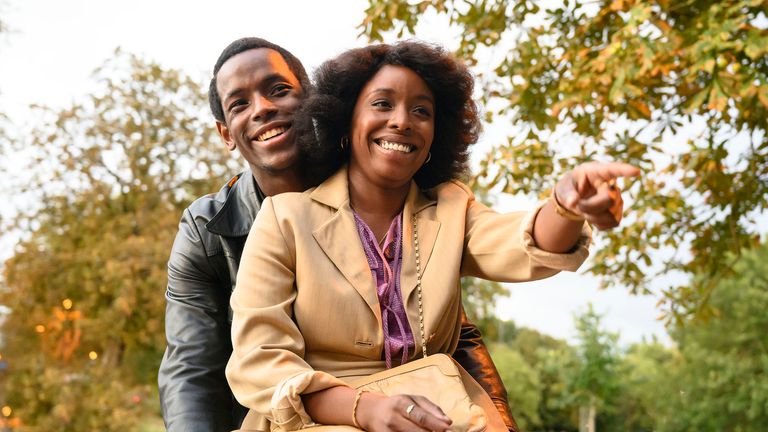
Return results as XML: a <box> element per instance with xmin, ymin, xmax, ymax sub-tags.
<box><xmin>311</xmin><ymin>168</ymin><xmax>380</xmax><ymax>319</ymax></box>
<box><xmin>401</xmin><ymin>183</ymin><xmax>439</xmax><ymax>303</ymax></box>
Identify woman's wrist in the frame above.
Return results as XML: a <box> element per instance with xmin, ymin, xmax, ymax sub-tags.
<box><xmin>550</xmin><ymin>190</ymin><xmax>585</xmax><ymax>222</ymax></box>
<box><xmin>355</xmin><ymin>391</ymin><xmax>385</xmax><ymax>430</ymax></box>
<box><xmin>551</xmin><ymin>175</ymin><xmax>585</xmax><ymax>222</ymax></box>
<box><xmin>351</xmin><ymin>389</ymin><xmax>367</xmax><ymax>428</ymax></box>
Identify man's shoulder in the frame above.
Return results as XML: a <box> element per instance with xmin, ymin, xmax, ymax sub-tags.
<box><xmin>183</xmin><ymin>173</ymin><xmax>248</xmax><ymax>226</ymax></box>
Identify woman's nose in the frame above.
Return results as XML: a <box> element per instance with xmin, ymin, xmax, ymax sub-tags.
<box><xmin>387</xmin><ymin>106</ymin><xmax>411</xmax><ymax>130</ymax></box>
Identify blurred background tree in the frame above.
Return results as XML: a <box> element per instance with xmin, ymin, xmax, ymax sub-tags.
<box><xmin>487</xmin><ymin>243</ymin><xmax>768</xmax><ymax>431</ymax></box>
<box><xmin>361</xmin><ymin>0</ymin><xmax>768</xmax><ymax>322</ymax></box>
<box><xmin>0</xmin><ymin>51</ymin><xmax>238</xmax><ymax>431</ymax></box>
<box><xmin>657</xmin><ymin>243</ymin><xmax>768</xmax><ymax>430</ymax></box>
<box><xmin>566</xmin><ymin>307</ymin><xmax>620</xmax><ymax>432</ymax></box>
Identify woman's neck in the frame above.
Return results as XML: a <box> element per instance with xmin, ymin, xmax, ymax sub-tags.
<box><xmin>348</xmin><ymin>174</ymin><xmax>410</xmax><ymax>240</ymax></box>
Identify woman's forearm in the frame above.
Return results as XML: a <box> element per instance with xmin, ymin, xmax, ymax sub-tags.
<box><xmin>302</xmin><ymin>385</ymin><xmax>358</xmax><ymax>426</ymax></box>
<box><xmin>532</xmin><ymin>200</ymin><xmax>584</xmax><ymax>253</ymax></box>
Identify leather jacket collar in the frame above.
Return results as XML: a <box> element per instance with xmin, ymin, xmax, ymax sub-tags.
<box><xmin>206</xmin><ymin>171</ymin><xmax>264</xmax><ymax>237</ymax></box>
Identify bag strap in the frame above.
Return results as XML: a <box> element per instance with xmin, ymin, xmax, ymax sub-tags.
<box><xmin>412</xmin><ymin>213</ymin><xmax>428</xmax><ymax>359</ymax></box>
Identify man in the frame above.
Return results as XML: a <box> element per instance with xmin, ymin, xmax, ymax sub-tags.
<box><xmin>158</xmin><ymin>37</ymin><xmax>518</xmax><ymax>432</ymax></box>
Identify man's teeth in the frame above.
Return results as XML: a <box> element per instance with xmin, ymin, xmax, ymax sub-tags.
<box><xmin>378</xmin><ymin>140</ymin><xmax>413</xmax><ymax>153</ymax></box>
<box><xmin>258</xmin><ymin>126</ymin><xmax>287</xmax><ymax>141</ymax></box>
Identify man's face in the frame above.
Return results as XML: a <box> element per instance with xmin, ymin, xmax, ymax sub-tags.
<box><xmin>215</xmin><ymin>48</ymin><xmax>303</xmax><ymax>174</ymax></box>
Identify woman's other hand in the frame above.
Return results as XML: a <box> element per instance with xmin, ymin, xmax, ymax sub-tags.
<box><xmin>357</xmin><ymin>392</ymin><xmax>453</xmax><ymax>432</ymax></box>
<box><xmin>555</xmin><ymin>161</ymin><xmax>640</xmax><ymax>230</ymax></box>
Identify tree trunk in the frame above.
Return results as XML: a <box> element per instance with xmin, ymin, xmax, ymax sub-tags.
<box><xmin>578</xmin><ymin>402</ymin><xmax>596</xmax><ymax>432</ymax></box>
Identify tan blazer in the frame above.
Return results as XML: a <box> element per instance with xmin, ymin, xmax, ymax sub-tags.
<box><xmin>226</xmin><ymin>167</ymin><xmax>590</xmax><ymax>431</ymax></box>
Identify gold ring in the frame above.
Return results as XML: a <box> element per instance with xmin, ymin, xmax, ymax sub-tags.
<box><xmin>406</xmin><ymin>403</ymin><xmax>415</xmax><ymax>417</ymax></box>
<box><xmin>607</xmin><ymin>178</ymin><xmax>617</xmax><ymax>190</ymax></box>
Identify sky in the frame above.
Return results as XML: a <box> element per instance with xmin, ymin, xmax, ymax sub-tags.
<box><xmin>0</xmin><ymin>0</ymin><xmax>670</xmax><ymax>345</ymax></box>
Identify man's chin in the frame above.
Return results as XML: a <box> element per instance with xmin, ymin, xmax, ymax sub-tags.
<box><xmin>248</xmin><ymin>152</ymin><xmax>301</xmax><ymax>176</ymax></box>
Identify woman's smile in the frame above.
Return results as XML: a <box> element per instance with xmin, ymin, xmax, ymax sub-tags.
<box><xmin>375</xmin><ymin>138</ymin><xmax>415</xmax><ymax>154</ymax></box>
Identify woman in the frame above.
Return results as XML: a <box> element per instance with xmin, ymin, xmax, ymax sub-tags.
<box><xmin>226</xmin><ymin>41</ymin><xmax>638</xmax><ymax>432</ymax></box>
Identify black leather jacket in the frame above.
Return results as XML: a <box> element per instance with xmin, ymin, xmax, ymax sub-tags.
<box><xmin>158</xmin><ymin>172</ymin><xmax>518</xmax><ymax>432</ymax></box>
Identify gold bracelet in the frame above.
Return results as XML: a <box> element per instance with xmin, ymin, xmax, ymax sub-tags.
<box><xmin>351</xmin><ymin>389</ymin><xmax>367</xmax><ymax>428</ymax></box>
<box><xmin>551</xmin><ymin>188</ymin><xmax>585</xmax><ymax>222</ymax></box>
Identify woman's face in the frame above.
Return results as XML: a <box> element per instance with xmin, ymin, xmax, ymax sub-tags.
<box><xmin>348</xmin><ymin>65</ymin><xmax>435</xmax><ymax>191</ymax></box>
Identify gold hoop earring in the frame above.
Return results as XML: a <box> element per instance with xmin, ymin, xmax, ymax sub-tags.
<box><xmin>340</xmin><ymin>136</ymin><xmax>349</xmax><ymax>150</ymax></box>
<box><xmin>423</xmin><ymin>152</ymin><xmax>432</xmax><ymax>165</ymax></box>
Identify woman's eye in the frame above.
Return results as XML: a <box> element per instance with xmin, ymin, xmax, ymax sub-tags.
<box><xmin>372</xmin><ymin>100</ymin><xmax>391</xmax><ymax>108</ymax></box>
<box><xmin>414</xmin><ymin>106</ymin><xmax>432</xmax><ymax>116</ymax></box>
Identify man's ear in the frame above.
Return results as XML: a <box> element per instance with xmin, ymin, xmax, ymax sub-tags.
<box><xmin>216</xmin><ymin>121</ymin><xmax>237</xmax><ymax>152</ymax></box>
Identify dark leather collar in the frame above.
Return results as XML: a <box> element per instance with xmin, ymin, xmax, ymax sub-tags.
<box><xmin>206</xmin><ymin>171</ymin><xmax>263</xmax><ymax>237</ymax></box>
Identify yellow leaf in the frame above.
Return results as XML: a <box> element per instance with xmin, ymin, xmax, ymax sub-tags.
<box><xmin>758</xmin><ymin>89</ymin><xmax>768</xmax><ymax>110</ymax></box>
<box><xmin>629</xmin><ymin>100</ymin><xmax>652</xmax><ymax>119</ymax></box>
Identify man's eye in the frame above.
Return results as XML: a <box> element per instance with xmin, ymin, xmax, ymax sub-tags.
<box><xmin>271</xmin><ymin>84</ymin><xmax>291</xmax><ymax>96</ymax></box>
<box><xmin>228</xmin><ymin>100</ymin><xmax>247</xmax><ymax>112</ymax></box>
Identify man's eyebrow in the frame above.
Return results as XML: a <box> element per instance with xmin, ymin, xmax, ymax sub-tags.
<box><xmin>224</xmin><ymin>73</ymin><xmax>293</xmax><ymax>102</ymax></box>
<box><xmin>224</xmin><ymin>88</ymin><xmax>245</xmax><ymax>102</ymax></box>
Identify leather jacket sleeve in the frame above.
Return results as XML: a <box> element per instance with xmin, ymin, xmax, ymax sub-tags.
<box><xmin>452</xmin><ymin>309</ymin><xmax>519</xmax><ymax>432</ymax></box>
<box><xmin>158</xmin><ymin>208</ymin><xmax>241</xmax><ymax>432</ymax></box>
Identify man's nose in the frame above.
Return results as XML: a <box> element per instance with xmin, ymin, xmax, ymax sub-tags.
<box><xmin>251</xmin><ymin>95</ymin><xmax>277</xmax><ymax>121</ymax></box>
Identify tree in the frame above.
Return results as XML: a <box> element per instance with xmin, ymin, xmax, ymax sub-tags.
<box><xmin>656</xmin><ymin>242</ymin><xmax>768</xmax><ymax>431</ymax></box>
<box><xmin>611</xmin><ymin>340</ymin><xmax>675</xmax><ymax>431</ymax></box>
<box><xmin>510</xmin><ymin>328</ymin><xmax>580</xmax><ymax>431</ymax></box>
<box><xmin>567</xmin><ymin>306</ymin><xmax>621</xmax><ymax>432</ymax></box>
<box><xmin>462</xmin><ymin>276</ymin><xmax>511</xmax><ymax>340</ymax></box>
<box><xmin>0</xmin><ymin>50</ymin><xmax>237</xmax><ymax>430</ymax></box>
<box><xmin>489</xmin><ymin>343</ymin><xmax>543</xmax><ymax>431</ymax></box>
<box><xmin>360</xmin><ymin>0</ymin><xmax>768</xmax><ymax>322</ymax></box>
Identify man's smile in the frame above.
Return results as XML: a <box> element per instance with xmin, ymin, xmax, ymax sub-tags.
<box><xmin>257</xmin><ymin>125</ymin><xmax>289</xmax><ymax>142</ymax></box>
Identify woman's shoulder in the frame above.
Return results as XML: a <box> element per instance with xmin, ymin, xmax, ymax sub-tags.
<box><xmin>262</xmin><ymin>189</ymin><xmax>317</xmax><ymax>213</ymax></box>
<box><xmin>429</xmin><ymin>179</ymin><xmax>476</xmax><ymax>201</ymax></box>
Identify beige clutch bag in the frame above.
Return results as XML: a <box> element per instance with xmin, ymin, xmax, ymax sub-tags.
<box><xmin>344</xmin><ymin>353</ymin><xmax>507</xmax><ymax>432</ymax></box>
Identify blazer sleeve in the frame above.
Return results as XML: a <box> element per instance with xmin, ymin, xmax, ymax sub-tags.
<box><xmin>158</xmin><ymin>208</ymin><xmax>237</xmax><ymax>432</ymax></box>
<box><xmin>461</xmin><ymin>195</ymin><xmax>591</xmax><ymax>280</ymax></box>
<box><xmin>226</xmin><ymin>197</ymin><xmax>347</xmax><ymax>431</ymax></box>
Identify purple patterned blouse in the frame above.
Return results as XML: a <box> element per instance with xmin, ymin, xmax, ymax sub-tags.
<box><xmin>352</xmin><ymin>210</ymin><xmax>415</xmax><ymax>368</ymax></box>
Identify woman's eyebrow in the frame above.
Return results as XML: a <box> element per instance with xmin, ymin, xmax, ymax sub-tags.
<box><xmin>366</xmin><ymin>88</ymin><xmax>434</xmax><ymax>103</ymax></box>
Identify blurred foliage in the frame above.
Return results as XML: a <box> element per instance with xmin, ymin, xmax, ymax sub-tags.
<box><xmin>568</xmin><ymin>307</ymin><xmax>621</xmax><ymax>432</ymax></box>
<box><xmin>658</xmin><ymin>243</ymin><xmax>768</xmax><ymax>431</ymax></box>
<box><xmin>461</xmin><ymin>276</ymin><xmax>510</xmax><ymax>340</ymax></box>
<box><xmin>486</xmin><ymin>242</ymin><xmax>768</xmax><ymax>431</ymax></box>
<box><xmin>0</xmin><ymin>50</ymin><xmax>238</xmax><ymax>430</ymax></box>
<box><xmin>361</xmin><ymin>0</ymin><xmax>768</xmax><ymax>323</ymax></box>
<box><xmin>489</xmin><ymin>344</ymin><xmax>542</xmax><ymax>430</ymax></box>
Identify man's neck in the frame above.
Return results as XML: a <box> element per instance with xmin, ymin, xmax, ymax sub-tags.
<box><xmin>249</xmin><ymin>165</ymin><xmax>305</xmax><ymax>197</ymax></box>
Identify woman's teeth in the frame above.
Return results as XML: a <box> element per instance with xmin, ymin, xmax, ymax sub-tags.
<box><xmin>378</xmin><ymin>140</ymin><xmax>413</xmax><ymax>153</ymax></box>
<box><xmin>258</xmin><ymin>126</ymin><xmax>287</xmax><ymax>141</ymax></box>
